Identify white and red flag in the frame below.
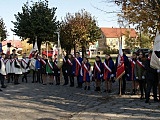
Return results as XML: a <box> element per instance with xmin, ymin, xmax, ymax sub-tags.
<box><xmin>29</xmin><ymin>39</ymin><xmax>38</xmax><ymax>59</ymax></box>
<box><xmin>116</xmin><ymin>39</ymin><xmax>125</xmax><ymax>80</ymax></box>
<box><xmin>6</xmin><ymin>47</ymin><xmax>10</xmax><ymax>55</ymax></box>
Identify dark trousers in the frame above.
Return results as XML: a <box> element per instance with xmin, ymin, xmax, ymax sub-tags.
<box><xmin>77</xmin><ymin>75</ymin><xmax>82</xmax><ymax>87</ymax></box>
<box><xmin>22</xmin><ymin>72</ymin><xmax>28</xmax><ymax>83</ymax></box>
<box><xmin>146</xmin><ymin>79</ymin><xmax>158</xmax><ymax>101</ymax></box>
<box><xmin>138</xmin><ymin>79</ymin><xmax>146</xmax><ymax>97</ymax></box>
<box><xmin>119</xmin><ymin>74</ymin><xmax>126</xmax><ymax>94</ymax></box>
<box><xmin>69</xmin><ymin>75</ymin><xmax>74</xmax><ymax>86</ymax></box>
<box><xmin>63</xmin><ymin>71</ymin><xmax>68</xmax><ymax>84</ymax></box>
<box><xmin>0</xmin><ymin>74</ymin><xmax>5</xmax><ymax>86</ymax></box>
<box><xmin>55</xmin><ymin>76</ymin><xmax>60</xmax><ymax>85</ymax></box>
<box><xmin>36</xmin><ymin>69</ymin><xmax>41</xmax><ymax>83</ymax></box>
<box><xmin>14</xmin><ymin>74</ymin><xmax>19</xmax><ymax>84</ymax></box>
<box><xmin>31</xmin><ymin>69</ymin><xmax>36</xmax><ymax>82</ymax></box>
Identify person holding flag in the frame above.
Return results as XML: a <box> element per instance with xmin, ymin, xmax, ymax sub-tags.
<box><xmin>81</xmin><ymin>57</ymin><xmax>91</xmax><ymax>90</ymax></box>
<box><xmin>134</xmin><ymin>51</ymin><xmax>146</xmax><ymax>99</ymax></box>
<box><xmin>115</xmin><ymin>41</ymin><xmax>130</xmax><ymax>95</ymax></box>
<box><xmin>103</xmin><ymin>54</ymin><xmax>115</xmax><ymax>93</ymax></box>
<box><xmin>93</xmin><ymin>56</ymin><xmax>103</xmax><ymax>92</ymax></box>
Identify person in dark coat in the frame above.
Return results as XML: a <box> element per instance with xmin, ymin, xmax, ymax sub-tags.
<box><xmin>93</xmin><ymin>56</ymin><xmax>103</xmax><ymax>91</ymax></box>
<box><xmin>103</xmin><ymin>54</ymin><xmax>115</xmax><ymax>93</ymax></box>
<box><xmin>53</xmin><ymin>54</ymin><xmax>61</xmax><ymax>85</ymax></box>
<box><xmin>62</xmin><ymin>54</ymin><xmax>69</xmax><ymax>85</ymax></box>
<box><xmin>134</xmin><ymin>51</ymin><xmax>146</xmax><ymax>99</ymax></box>
<box><xmin>115</xmin><ymin>52</ymin><xmax>130</xmax><ymax>94</ymax></box>
<box><xmin>145</xmin><ymin>51</ymin><xmax>159</xmax><ymax>103</ymax></box>
<box><xmin>73</xmin><ymin>52</ymin><xmax>83</xmax><ymax>88</ymax></box>
<box><xmin>67</xmin><ymin>54</ymin><xmax>74</xmax><ymax>87</ymax></box>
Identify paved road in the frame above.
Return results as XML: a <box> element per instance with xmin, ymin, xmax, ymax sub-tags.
<box><xmin>0</xmin><ymin>75</ymin><xmax>160</xmax><ymax>120</ymax></box>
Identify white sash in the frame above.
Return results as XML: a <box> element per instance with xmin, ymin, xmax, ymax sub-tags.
<box><xmin>83</xmin><ymin>63</ymin><xmax>89</xmax><ymax>73</ymax></box>
<box><xmin>103</xmin><ymin>62</ymin><xmax>112</xmax><ymax>72</ymax></box>
<box><xmin>75</xmin><ymin>58</ymin><xmax>81</xmax><ymax>66</ymax></box>
<box><xmin>67</xmin><ymin>59</ymin><xmax>73</xmax><ymax>66</ymax></box>
<box><xmin>137</xmin><ymin>60</ymin><xmax>144</xmax><ymax>68</ymax></box>
<box><xmin>48</xmin><ymin>60</ymin><xmax>53</xmax><ymax>70</ymax></box>
<box><xmin>95</xmin><ymin>62</ymin><xmax>101</xmax><ymax>73</ymax></box>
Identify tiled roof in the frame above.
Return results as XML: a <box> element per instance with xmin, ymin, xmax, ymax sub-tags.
<box><xmin>2</xmin><ymin>40</ymin><xmax>22</xmax><ymax>48</ymax></box>
<box><xmin>101</xmin><ymin>27</ymin><xmax>137</xmax><ymax>38</ymax></box>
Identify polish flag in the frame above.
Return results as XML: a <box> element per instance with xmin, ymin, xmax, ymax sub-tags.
<box><xmin>29</xmin><ymin>40</ymin><xmax>38</xmax><ymax>59</ymax></box>
<box><xmin>6</xmin><ymin>47</ymin><xmax>10</xmax><ymax>55</ymax></box>
<box><xmin>116</xmin><ymin>39</ymin><xmax>125</xmax><ymax>80</ymax></box>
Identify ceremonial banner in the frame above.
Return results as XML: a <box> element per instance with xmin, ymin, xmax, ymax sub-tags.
<box><xmin>116</xmin><ymin>39</ymin><xmax>125</xmax><ymax>80</ymax></box>
<box><xmin>150</xmin><ymin>30</ymin><xmax>160</xmax><ymax>69</ymax></box>
<box><xmin>29</xmin><ymin>40</ymin><xmax>38</xmax><ymax>59</ymax></box>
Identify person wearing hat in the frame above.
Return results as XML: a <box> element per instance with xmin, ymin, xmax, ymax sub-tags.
<box><xmin>11</xmin><ymin>49</ymin><xmax>16</xmax><ymax>58</ymax></box>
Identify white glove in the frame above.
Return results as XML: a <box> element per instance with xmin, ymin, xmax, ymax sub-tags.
<box><xmin>100</xmin><ymin>74</ymin><xmax>103</xmax><ymax>77</ymax></box>
<box><xmin>65</xmin><ymin>70</ymin><xmax>67</xmax><ymax>73</ymax></box>
<box><xmin>157</xmin><ymin>69</ymin><xmax>160</xmax><ymax>73</ymax></box>
<box><xmin>127</xmin><ymin>74</ymin><xmax>129</xmax><ymax>77</ymax></box>
<box><xmin>110</xmin><ymin>74</ymin><xmax>114</xmax><ymax>78</ymax></box>
<box><xmin>142</xmin><ymin>76</ymin><xmax>145</xmax><ymax>79</ymax></box>
<box><xmin>136</xmin><ymin>77</ymin><xmax>138</xmax><ymax>79</ymax></box>
<box><xmin>89</xmin><ymin>71</ymin><xmax>92</xmax><ymax>76</ymax></box>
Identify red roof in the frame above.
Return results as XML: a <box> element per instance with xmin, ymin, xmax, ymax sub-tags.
<box><xmin>101</xmin><ymin>27</ymin><xmax>137</xmax><ymax>38</ymax></box>
<box><xmin>2</xmin><ymin>40</ymin><xmax>22</xmax><ymax>48</ymax></box>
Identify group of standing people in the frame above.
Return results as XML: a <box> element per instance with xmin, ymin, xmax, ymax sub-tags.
<box><xmin>0</xmin><ymin>49</ymin><xmax>159</xmax><ymax>103</ymax></box>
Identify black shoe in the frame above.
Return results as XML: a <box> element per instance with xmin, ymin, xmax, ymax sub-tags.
<box><xmin>108</xmin><ymin>90</ymin><xmax>111</xmax><ymax>93</ymax></box>
<box><xmin>145</xmin><ymin>100</ymin><xmax>149</xmax><ymax>103</ymax></box>
<box><xmin>63</xmin><ymin>83</ymin><xmax>68</xmax><ymax>86</ymax></box>
<box><xmin>32</xmin><ymin>81</ymin><xmax>34</xmax><ymax>83</ymax></box>
<box><xmin>103</xmin><ymin>90</ymin><xmax>107</xmax><ymax>92</ymax></box>
<box><xmin>1</xmin><ymin>85</ymin><xmax>7</xmax><ymax>88</ymax></box>
<box><xmin>56</xmin><ymin>83</ymin><xmax>60</xmax><ymax>85</ymax></box>
<box><xmin>43</xmin><ymin>84</ymin><xmax>47</xmax><ymax>85</ymax></box>
<box><xmin>14</xmin><ymin>82</ymin><xmax>20</xmax><ymax>85</ymax></box>
<box><xmin>88</xmin><ymin>86</ymin><xmax>90</xmax><ymax>90</ymax></box>
<box><xmin>70</xmin><ymin>85</ymin><xmax>74</xmax><ymax>87</ymax></box>
<box><xmin>84</xmin><ymin>86</ymin><xmax>87</xmax><ymax>90</ymax></box>
<box><xmin>0</xmin><ymin>89</ymin><xmax>2</xmax><ymax>92</ymax></box>
<box><xmin>140</xmin><ymin>96</ymin><xmax>144</xmax><ymax>100</ymax></box>
<box><xmin>154</xmin><ymin>99</ymin><xmax>159</xmax><ymax>102</ymax></box>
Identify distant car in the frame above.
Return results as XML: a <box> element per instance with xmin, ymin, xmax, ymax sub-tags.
<box><xmin>135</xmin><ymin>48</ymin><xmax>150</xmax><ymax>55</ymax></box>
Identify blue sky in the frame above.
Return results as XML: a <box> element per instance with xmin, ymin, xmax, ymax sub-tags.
<box><xmin>0</xmin><ymin>0</ymin><xmax>121</xmax><ymax>40</ymax></box>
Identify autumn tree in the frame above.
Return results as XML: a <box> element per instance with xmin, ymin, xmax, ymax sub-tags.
<box><xmin>12</xmin><ymin>0</ymin><xmax>59</xmax><ymax>51</ymax></box>
<box><xmin>0</xmin><ymin>18</ymin><xmax>7</xmax><ymax>41</ymax></box>
<box><xmin>114</xmin><ymin>0</ymin><xmax>160</xmax><ymax>37</ymax></box>
<box><xmin>60</xmin><ymin>10</ymin><xmax>101</xmax><ymax>57</ymax></box>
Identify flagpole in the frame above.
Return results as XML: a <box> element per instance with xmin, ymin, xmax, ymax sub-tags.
<box><xmin>119</xmin><ymin>27</ymin><xmax>122</xmax><ymax>96</ymax></box>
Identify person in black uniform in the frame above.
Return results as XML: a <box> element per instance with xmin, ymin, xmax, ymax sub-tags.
<box><xmin>62</xmin><ymin>54</ymin><xmax>69</xmax><ymax>85</ymax></box>
<box><xmin>145</xmin><ymin>51</ymin><xmax>159</xmax><ymax>103</ymax></box>
<box><xmin>115</xmin><ymin>52</ymin><xmax>130</xmax><ymax>95</ymax></box>
<box><xmin>67</xmin><ymin>54</ymin><xmax>74</xmax><ymax>87</ymax></box>
<box><xmin>41</xmin><ymin>54</ymin><xmax>48</xmax><ymax>85</ymax></box>
<box><xmin>53</xmin><ymin>54</ymin><xmax>60</xmax><ymax>85</ymax></box>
